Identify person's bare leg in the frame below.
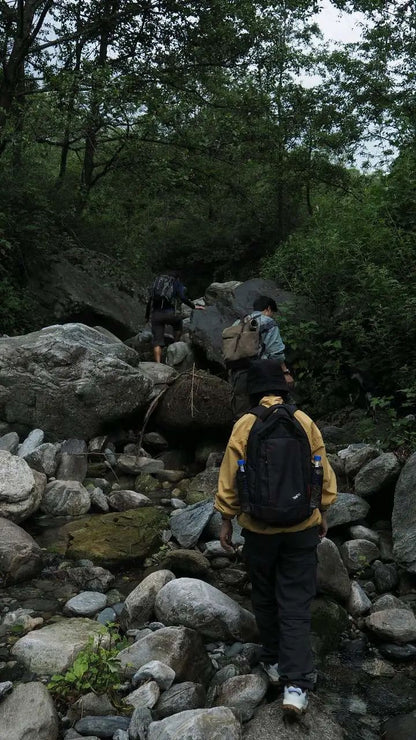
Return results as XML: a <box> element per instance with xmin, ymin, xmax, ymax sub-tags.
<box><xmin>153</xmin><ymin>345</ymin><xmax>162</xmax><ymax>363</ymax></box>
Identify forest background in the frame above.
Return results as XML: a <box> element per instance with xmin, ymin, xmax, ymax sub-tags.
<box><xmin>0</xmin><ymin>0</ymin><xmax>415</xmax><ymax>435</ymax></box>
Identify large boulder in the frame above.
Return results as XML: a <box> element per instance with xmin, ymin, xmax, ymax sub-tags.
<box><xmin>170</xmin><ymin>500</ymin><xmax>214</xmax><ymax>548</ymax></box>
<box><xmin>392</xmin><ymin>451</ymin><xmax>416</xmax><ymax>573</ymax></box>
<box><xmin>11</xmin><ymin>618</ymin><xmax>105</xmax><ymax>675</ymax></box>
<box><xmin>155</xmin><ymin>371</ymin><xmax>232</xmax><ymax>431</ymax></box>
<box><xmin>117</xmin><ymin>626</ymin><xmax>212</xmax><ymax>684</ymax></box>
<box><xmin>148</xmin><ymin>707</ymin><xmax>241</xmax><ymax>740</ymax></box>
<box><xmin>364</xmin><ymin>609</ymin><xmax>416</xmax><ymax>644</ymax></box>
<box><xmin>154</xmin><ymin>577</ymin><xmax>258</xmax><ymax>641</ymax></box>
<box><xmin>326</xmin><ymin>492</ymin><xmax>370</xmax><ymax>529</ymax></box>
<box><xmin>354</xmin><ymin>453</ymin><xmax>401</xmax><ymax>497</ymax></box>
<box><xmin>119</xmin><ymin>570</ymin><xmax>176</xmax><ymax>630</ymax></box>
<box><xmin>0</xmin><ymin>324</ymin><xmax>153</xmax><ymax>440</ymax></box>
<box><xmin>0</xmin><ymin>681</ymin><xmax>59</xmax><ymax>740</ymax></box>
<box><xmin>27</xmin><ymin>245</ymin><xmax>145</xmax><ymax>339</ymax></box>
<box><xmin>317</xmin><ymin>537</ymin><xmax>351</xmax><ymax>602</ymax></box>
<box><xmin>0</xmin><ymin>517</ymin><xmax>43</xmax><ymax>583</ymax></box>
<box><xmin>43</xmin><ymin>507</ymin><xmax>168</xmax><ymax>566</ymax></box>
<box><xmin>139</xmin><ymin>362</ymin><xmax>178</xmax><ymax>400</ymax></box>
<box><xmin>0</xmin><ymin>450</ymin><xmax>44</xmax><ymax>522</ymax></box>
<box><xmin>189</xmin><ymin>278</ymin><xmax>300</xmax><ymax>366</ymax></box>
<box><xmin>41</xmin><ymin>480</ymin><xmax>91</xmax><ymax>516</ymax></box>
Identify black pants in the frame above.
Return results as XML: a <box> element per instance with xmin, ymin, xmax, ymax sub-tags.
<box><xmin>151</xmin><ymin>310</ymin><xmax>183</xmax><ymax>347</ymax></box>
<box><xmin>243</xmin><ymin>526</ymin><xmax>319</xmax><ymax>690</ymax></box>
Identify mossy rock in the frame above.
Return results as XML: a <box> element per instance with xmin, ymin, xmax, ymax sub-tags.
<box><xmin>311</xmin><ymin>597</ymin><xmax>349</xmax><ymax>658</ymax></box>
<box><xmin>186</xmin><ymin>491</ymin><xmax>210</xmax><ymax>506</ymax></box>
<box><xmin>135</xmin><ymin>473</ymin><xmax>161</xmax><ymax>494</ymax></box>
<box><xmin>45</xmin><ymin>507</ymin><xmax>168</xmax><ymax>567</ymax></box>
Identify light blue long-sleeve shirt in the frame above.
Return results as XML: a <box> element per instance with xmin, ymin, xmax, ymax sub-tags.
<box><xmin>233</xmin><ymin>311</ymin><xmax>286</xmax><ymax>362</ymax></box>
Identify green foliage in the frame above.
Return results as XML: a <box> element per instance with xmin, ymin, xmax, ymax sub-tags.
<box><xmin>47</xmin><ymin>626</ymin><xmax>126</xmax><ymax>705</ymax></box>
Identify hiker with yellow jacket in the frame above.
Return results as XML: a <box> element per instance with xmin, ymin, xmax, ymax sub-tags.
<box><xmin>214</xmin><ymin>360</ymin><xmax>337</xmax><ymax>717</ymax></box>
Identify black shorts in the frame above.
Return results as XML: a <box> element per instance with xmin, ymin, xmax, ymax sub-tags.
<box><xmin>151</xmin><ymin>310</ymin><xmax>183</xmax><ymax>347</ymax></box>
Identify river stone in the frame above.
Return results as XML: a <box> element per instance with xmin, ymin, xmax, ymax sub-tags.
<box><xmin>159</xmin><ymin>549</ymin><xmax>211</xmax><ymax>578</ymax></box>
<box><xmin>108</xmin><ymin>490</ymin><xmax>151</xmax><ymax>511</ymax></box>
<box><xmin>349</xmin><ymin>525</ymin><xmax>379</xmax><ymax>545</ymax></box>
<box><xmin>326</xmin><ymin>492</ymin><xmax>370</xmax><ymax>529</ymax></box>
<box><xmin>153</xmin><ymin>682</ymin><xmax>206</xmax><ymax>720</ymax></box>
<box><xmin>69</xmin><ymin>691</ymin><xmax>115</xmax><ymax>722</ymax></box>
<box><xmin>340</xmin><ymin>539</ymin><xmax>380</xmax><ymax>573</ymax></box>
<box><xmin>378</xmin><ymin>643</ymin><xmax>416</xmax><ymax>662</ymax></box>
<box><xmin>56</xmin><ymin>439</ymin><xmax>88</xmax><ymax>482</ymax></box>
<box><xmin>0</xmin><ymin>681</ymin><xmax>12</xmax><ymax>698</ymax></box>
<box><xmin>18</xmin><ymin>428</ymin><xmax>44</xmax><ymax>458</ymax></box>
<box><xmin>244</xmin><ymin>693</ymin><xmax>344</xmax><ymax>739</ymax></box>
<box><xmin>317</xmin><ymin>537</ymin><xmax>351</xmax><ymax>602</ymax></box>
<box><xmin>125</xmin><ymin>681</ymin><xmax>160</xmax><ymax>710</ymax></box>
<box><xmin>155</xmin><ymin>371</ymin><xmax>233</xmax><ymax>431</ymax></box>
<box><xmin>214</xmin><ymin>673</ymin><xmax>268</xmax><ymax>721</ymax></box>
<box><xmin>382</xmin><ymin>711</ymin><xmax>416</xmax><ymax>740</ymax></box>
<box><xmin>64</xmin><ymin>591</ymin><xmax>107</xmax><ymax>617</ymax></box>
<box><xmin>0</xmin><ymin>431</ymin><xmax>19</xmax><ymax>453</ymax></box>
<box><xmin>119</xmin><ymin>570</ymin><xmax>176</xmax><ymax>630</ymax></box>
<box><xmin>354</xmin><ymin>452</ymin><xmax>401</xmax><ymax>497</ymax></box>
<box><xmin>143</xmin><ymin>432</ymin><xmax>169</xmax><ymax>452</ymax></box>
<box><xmin>0</xmin><ymin>681</ymin><xmax>59</xmax><ymax>740</ymax></box>
<box><xmin>348</xmin><ymin>581</ymin><xmax>372</xmax><ymax>617</ymax></box>
<box><xmin>187</xmin><ymin>469</ymin><xmax>219</xmax><ymax>499</ymax></box>
<box><xmin>117</xmin><ymin>626</ymin><xmax>212</xmax><ymax>684</ymax></box>
<box><xmin>24</xmin><ymin>443</ymin><xmax>60</xmax><ymax>477</ymax></box>
<box><xmin>373</xmin><ymin>560</ymin><xmax>399</xmax><ymax>593</ymax></box>
<box><xmin>166</xmin><ymin>341</ymin><xmax>195</xmax><ymax>372</ymax></box>
<box><xmin>64</xmin><ymin>565</ymin><xmax>115</xmax><ymax>593</ymax></box>
<box><xmin>392</xmin><ymin>451</ymin><xmax>416</xmax><ymax>573</ymax></box>
<box><xmin>344</xmin><ymin>445</ymin><xmax>380</xmax><ymax>478</ymax></box>
<box><xmin>41</xmin><ymin>479</ymin><xmax>91</xmax><ymax>516</ymax></box>
<box><xmin>0</xmin><ymin>324</ymin><xmax>153</xmax><ymax>440</ymax></box>
<box><xmin>48</xmin><ymin>508</ymin><xmax>168</xmax><ymax>566</ymax></box>
<box><xmin>371</xmin><ymin>594</ymin><xmax>412</xmax><ymax>613</ymax></box>
<box><xmin>132</xmin><ymin>660</ymin><xmax>175</xmax><ymax>691</ymax></box>
<box><xmin>0</xmin><ymin>450</ymin><xmax>43</xmax><ymax>522</ymax></box>
<box><xmin>155</xmin><ymin>577</ymin><xmax>258</xmax><ymax>641</ymax></box>
<box><xmin>117</xmin><ymin>455</ymin><xmax>164</xmax><ymax>475</ymax></box>
<box><xmin>90</xmin><ymin>487</ymin><xmax>109</xmax><ymax>512</ymax></box>
<box><xmin>170</xmin><ymin>500</ymin><xmax>214</xmax><ymax>548</ymax></box>
<box><xmin>365</xmin><ymin>609</ymin><xmax>416</xmax><ymax>644</ymax></box>
<box><xmin>75</xmin><ymin>716</ymin><xmax>130</xmax><ymax>737</ymax></box>
<box><xmin>11</xmin><ymin>618</ymin><xmax>106</xmax><ymax>674</ymax></box>
<box><xmin>148</xmin><ymin>707</ymin><xmax>241</xmax><ymax>740</ymax></box>
<box><xmin>0</xmin><ymin>517</ymin><xmax>43</xmax><ymax>583</ymax></box>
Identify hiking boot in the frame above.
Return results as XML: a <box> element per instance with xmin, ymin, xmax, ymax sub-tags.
<box><xmin>282</xmin><ymin>685</ymin><xmax>308</xmax><ymax>715</ymax></box>
<box><xmin>260</xmin><ymin>661</ymin><xmax>280</xmax><ymax>685</ymax></box>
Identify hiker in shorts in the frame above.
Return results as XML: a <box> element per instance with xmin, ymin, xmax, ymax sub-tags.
<box><xmin>214</xmin><ymin>360</ymin><xmax>337</xmax><ymax>717</ymax></box>
<box><xmin>230</xmin><ymin>295</ymin><xmax>294</xmax><ymax>418</ymax></box>
<box><xmin>145</xmin><ymin>271</ymin><xmax>204</xmax><ymax>362</ymax></box>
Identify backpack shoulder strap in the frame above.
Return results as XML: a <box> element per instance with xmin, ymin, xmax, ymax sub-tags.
<box><xmin>249</xmin><ymin>404</ymin><xmax>280</xmax><ymax>421</ymax></box>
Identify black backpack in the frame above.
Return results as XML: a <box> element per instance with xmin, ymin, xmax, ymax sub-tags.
<box><xmin>152</xmin><ymin>274</ymin><xmax>176</xmax><ymax>303</ymax></box>
<box><xmin>238</xmin><ymin>404</ymin><xmax>312</xmax><ymax>526</ymax></box>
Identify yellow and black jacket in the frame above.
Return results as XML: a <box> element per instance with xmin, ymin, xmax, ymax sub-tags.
<box><xmin>214</xmin><ymin>395</ymin><xmax>337</xmax><ymax>534</ymax></box>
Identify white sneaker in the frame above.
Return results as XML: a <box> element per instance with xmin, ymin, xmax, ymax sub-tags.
<box><xmin>260</xmin><ymin>661</ymin><xmax>280</xmax><ymax>685</ymax></box>
<box><xmin>283</xmin><ymin>685</ymin><xmax>309</xmax><ymax>714</ymax></box>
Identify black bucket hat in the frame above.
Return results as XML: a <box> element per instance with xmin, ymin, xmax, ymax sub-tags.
<box><xmin>247</xmin><ymin>359</ymin><xmax>289</xmax><ymax>396</ymax></box>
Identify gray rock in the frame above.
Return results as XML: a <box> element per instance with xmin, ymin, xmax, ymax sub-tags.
<box><xmin>75</xmin><ymin>716</ymin><xmax>130</xmax><ymax>737</ymax></box>
<box><xmin>203</xmin><ymin>540</ymin><xmax>235</xmax><ymax>559</ymax></box>
<box><xmin>116</xmin><ymin>626</ymin><xmax>212</xmax><ymax>685</ymax></box>
<box><xmin>244</xmin><ymin>693</ymin><xmax>344</xmax><ymax>739</ymax></box>
<box><xmin>205</xmin><ymin>281</ymin><xmax>242</xmax><ymax>307</ymax></box>
<box><xmin>0</xmin><ymin>681</ymin><xmax>13</xmax><ymax>699</ymax></box>
<box><xmin>317</xmin><ymin>537</ymin><xmax>351</xmax><ymax>602</ymax></box>
<box><xmin>97</xmin><ymin>607</ymin><xmax>117</xmax><ymax>625</ymax></box>
<box><xmin>114</xmin><ymin>732</ymin><xmax>129</xmax><ymax>740</ymax></box>
<box><xmin>0</xmin><ymin>432</ymin><xmax>19</xmax><ymax>453</ymax></box>
<box><xmin>1</xmin><ymin>608</ymin><xmax>43</xmax><ymax>634</ymax></box>
<box><xmin>155</xmin><ymin>471</ymin><xmax>185</xmax><ymax>485</ymax></box>
<box><xmin>133</xmin><ymin>660</ymin><xmax>175</xmax><ymax>691</ymax></box>
<box><xmin>18</xmin><ymin>428</ymin><xmax>44</xmax><ymax>458</ymax></box>
<box><xmin>344</xmin><ymin>445</ymin><xmax>380</xmax><ymax>478</ymax></box>
<box><xmin>214</xmin><ymin>673</ymin><xmax>268</xmax><ymax>721</ymax></box>
<box><xmin>108</xmin><ymin>490</ymin><xmax>151</xmax><ymax>511</ymax></box>
<box><xmin>326</xmin><ymin>492</ymin><xmax>370</xmax><ymax>529</ymax></box>
<box><xmin>0</xmin><ymin>681</ymin><xmax>59</xmax><ymax>739</ymax></box>
<box><xmin>153</xmin><ymin>682</ymin><xmax>206</xmax><ymax>720</ymax></box>
<box><xmin>155</xmin><ymin>577</ymin><xmax>258</xmax><ymax>642</ymax></box>
<box><xmin>382</xmin><ymin>711</ymin><xmax>416</xmax><ymax>740</ymax></box>
<box><xmin>166</xmin><ymin>341</ymin><xmax>195</xmax><ymax>372</ymax></box>
<box><xmin>186</xmin><ymin>469</ymin><xmax>219</xmax><ymax>499</ymax></box>
<box><xmin>65</xmin><ymin>564</ymin><xmax>115</xmax><ymax>593</ymax></box>
<box><xmin>119</xmin><ymin>571</ymin><xmax>176</xmax><ymax>630</ymax></box>
<box><xmin>170</xmin><ymin>500</ymin><xmax>214</xmax><ymax>548</ymax></box>
<box><xmin>70</xmin><ymin>692</ymin><xmax>114</xmax><ymax>721</ymax></box>
<box><xmin>355</xmin><ymin>452</ymin><xmax>401</xmax><ymax>497</ymax></box>
<box><xmin>378</xmin><ymin>643</ymin><xmax>416</xmax><ymax>662</ymax></box>
<box><xmin>203</xmin><ymin>512</ymin><xmax>244</xmax><ymax>543</ymax></box>
<box><xmin>0</xmin><ymin>324</ymin><xmax>153</xmax><ymax>440</ymax></box>
<box><xmin>378</xmin><ymin>530</ymin><xmax>394</xmax><ymax>561</ymax></box>
<box><xmin>64</xmin><ymin>591</ymin><xmax>107</xmax><ymax>617</ymax></box>
<box><xmin>125</xmin><ymin>681</ymin><xmax>160</xmax><ymax>710</ymax></box>
<box><xmin>128</xmin><ymin>707</ymin><xmax>152</xmax><ymax>740</ymax></box>
<box><xmin>371</xmin><ymin>594</ymin><xmax>412</xmax><ymax>613</ymax></box>
<box><xmin>41</xmin><ymin>479</ymin><xmax>90</xmax><ymax>516</ymax></box>
<box><xmin>348</xmin><ymin>581</ymin><xmax>372</xmax><ymax>617</ymax></box>
<box><xmin>0</xmin><ymin>450</ymin><xmax>44</xmax><ymax>522</ymax></box>
<box><xmin>148</xmin><ymin>707</ymin><xmax>241</xmax><ymax>740</ymax></box>
<box><xmin>158</xmin><ymin>550</ymin><xmax>211</xmax><ymax>579</ymax></box>
<box><xmin>56</xmin><ymin>439</ymin><xmax>88</xmax><ymax>482</ymax></box>
<box><xmin>88</xmin><ymin>436</ymin><xmax>109</xmax><ymax>453</ymax></box>
<box><xmin>340</xmin><ymin>539</ymin><xmax>380</xmax><ymax>573</ymax></box>
<box><xmin>117</xmin><ymin>455</ymin><xmax>165</xmax><ymax>475</ymax></box>
<box><xmin>365</xmin><ymin>609</ymin><xmax>416</xmax><ymax>643</ymax></box>
<box><xmin>90</xmin><ymin>487</ymin><xmax>110</xmax><ymax>512</ymax></box>
<box><xmin>349</xmin><ymin>525</ymin><xmax>380</xmax><ymax>545</ymax></box>
<box><xmin>11</xmin><ymin>618</ymin><xmax>105</xmax><ymax>675</ymax></box>
<box><xmin>143</xmin><ymin>433</ymin><xmax>169</xmax><ymax>452</ymax></box>
<box><xmin>139</xmin><ymin>362</ymin><xmax>178</xmax><ymax>400</ymax></box>
<box><xmin>25</xmin><ymin>442</ymin><xmax>60</xmax><ymax>477</ymax></box>
<box><xmin>392</xmin><ymin>451</ymin><xmax>416</xmax><ymax>573</ymax></box>
<box><xmin>0</xmin><ymin>517</ymin><xmax>42</xmax><ymax>583</ymax></box>
<box><xmin>373</xmin><ymin>560</ymin><xmax>399</xmax><ymax>593</ymax></box>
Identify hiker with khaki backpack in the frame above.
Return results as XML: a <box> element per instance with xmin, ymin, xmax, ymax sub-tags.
<box><xmin>222</xmin><ymin>295</ymin><xmax>294</xmax><ymax>418</ymax></box>
<box><xmin>214</xmin><ymin>359</ymin><xmax>337</xmax><ymax>718</ymax></box>
<box><xmin>145</xmin><ymin>271</ymin><xmax>204</xmax><ymax>362</ymax></box>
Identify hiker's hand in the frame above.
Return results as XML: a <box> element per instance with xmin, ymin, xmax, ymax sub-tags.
<box><xmin>220</xmin><ymin>519</ymin><xmax>234</xmax><ymax>552</ymax></box>
<box><xmin>194</xmin><ymin>305</ymin><xmax>205</xmax><ymax>310</ymax></box>
<box><xmin>285</xmin><ymin>373</ymin><xmax>295</xmax><ymax>389</ymax></box>
<box><xmin>319</xmin><ymin>512</ymin><xmax>328</xmax><ymax>539</ymax></box>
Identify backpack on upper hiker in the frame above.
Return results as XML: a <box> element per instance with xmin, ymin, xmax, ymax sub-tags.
<box><xmin>222</xmin><ymin>316</ymin><xmax>264</xmax><ymax>368</ymax></box>
<box><xmin>151</xmin><ymin>274</ymin><xmax>177</xmax><ymax>304</ymax></box>
<box><xmin>237</xmin><ymin>404</ymin><xmax>312</xmax><ymax>526</ymax></box>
